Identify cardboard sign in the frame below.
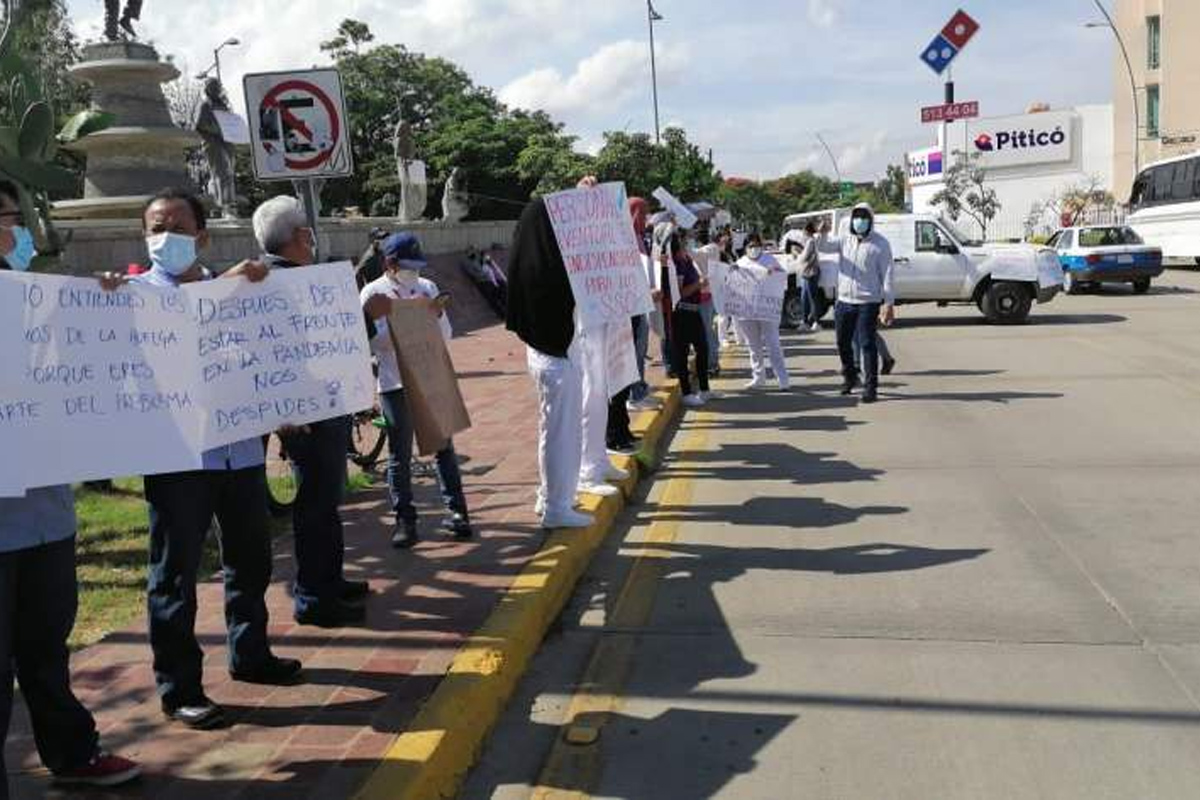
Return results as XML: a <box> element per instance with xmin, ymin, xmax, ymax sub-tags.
<box><xmin>652</xmin><ymin>186</ymin><xmax>698</xmax><ymax>230</ymax></box>
<box><xmin>605</xmin><ymin>321</ymin><xmax>639</xmax><ymax>399</ymax></box>
<box><xmin>1</xmin><ymin>273</ymin><xmax>206</xmax><ymax>492</ymax></box>
<box><xmin>386</xmin><ymin>298</ymin><xmax>471</xmax><ymax>456</ymax></box>
<box><xmin>189</xmin><ymin>262</ymin><xmax>375</xmax><ymax>449</ymax></box>
<box><xmin>723</xmin><ymin>263</ymin><xmax>787</xmax><ymax>322</ymax></box>
<box><xmin>244</xmin><ymin>68</ymin><xmax>354</xmax><ymax>181</ymax></box>
<box><xmin>543</xmin><ymin>182</ymin><xmax>655</xmax><ymax>330</ymax></box>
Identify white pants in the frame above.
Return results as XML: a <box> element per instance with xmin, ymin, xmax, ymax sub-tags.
<box><xmin>578</xmin><ymin>325</ymin><xmax>611</xmax><ymax>484</ymax></box>
<box><xmin>527</xmin><ymin>344</ymin><xmax>583</xmax><ymax>516</ymax></box>
<box><xmin>738</xmin><ymin>319</ymin><xmax>789</xmax><ymax>386</ymax></box>
<box><xmin>718</xmin><ymin>314</ymin><xmax>736</xmax><ymax>346</ymax></box>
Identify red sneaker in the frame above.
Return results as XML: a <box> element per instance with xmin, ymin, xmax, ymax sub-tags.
<box><xmin>54</xmin><ymin>751</ymin><xmax>141</xmax><ymax>787</ymax></box>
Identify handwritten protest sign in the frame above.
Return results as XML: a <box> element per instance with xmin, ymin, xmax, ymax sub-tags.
<box><xmin>722</xmin><ymin>264</ymin><xmax>787</xmax><ymax>322</ymax></box>
<box><xmin>707</xmin><ymin>260</ymin><xmax>730</xmax><ymax>315</ymax></box>
<box><xmin>652</xmin><ymin>186</ymin><xmax>698</xmax><ymax>230</ymax></box>
<box><xmin>189</xmin><ymin>262</ymin><xmax>375</xmax><ymax>449</ymax></box>
<box><xmin>0</xmin><ymin>278</ymin><xmax>28</xmax><ymax>496</ymax></box>
<box><xmin>544</xmin><ymin>182</ymin><xmax>654</xmax><ymax>329</ymax></box>
<box><xmin>1</xmin><ymin>273</ymin><xmax>205</xmax><ymax>491</ymax></box>
<box><xmin>605</xmin><ymin>321</ymin><xmax>639</xmax><ymax>399</ymax></box>
<box><xmin>386</xmin><ymin>298</ymin><xmax>471</xmax><ymax>456</ymax></box>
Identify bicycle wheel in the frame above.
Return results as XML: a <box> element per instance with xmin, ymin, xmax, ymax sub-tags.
<box><xmin>349</xmin><ymin>411</ymin><xmax>388</xmax><ymax>469</ymax></box>
<box><xmin>263</xmin><ymin>434</ymin><xmax>298</xmax><ymax>517</ymax></box>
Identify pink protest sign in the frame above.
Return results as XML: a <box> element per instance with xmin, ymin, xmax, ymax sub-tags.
<box><xmin>543</xmin><ymin>182</ymin><xmax>655</xmax><ymax>330</ymax></box>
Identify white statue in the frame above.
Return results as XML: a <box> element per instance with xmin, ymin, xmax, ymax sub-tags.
<box><xmin>393</xmin><ymin>117</ymin><xmax>427</xmax><ymax>222</ymax></box>
<box><xmin>442</xmin><ymin>166</ymin><xmax>469</xmax><ymax>223</ymax></box>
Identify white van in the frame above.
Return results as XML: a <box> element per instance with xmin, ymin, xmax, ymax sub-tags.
<box><xmin>779</xmin><ymin>213</ymin><xmax>1063</xmax><ymax>324</ymax></box>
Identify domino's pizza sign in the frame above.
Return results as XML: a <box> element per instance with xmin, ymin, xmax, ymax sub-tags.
<box><xmin>920</xmin><ymin>9</ymin><xmax>980</xmax><ymax>75</ymax></box>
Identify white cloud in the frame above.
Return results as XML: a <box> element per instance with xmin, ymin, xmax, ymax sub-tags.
<box><xmin>500</xmin><ymin>39</ymin><xmax>684</xmax><ymax>117</ymax></box>
<box><xmin>838</xmin><ymin>130</ymin><xmax>890</xmax><ymax>173</ymax></box>
<box><xmin>807</xmin><ymin>0</ymin><xmax>841</xmax><ymax>28</ymax></box>
<box><xmin>781</xmin><ymin>150</ymin><xmax>824</xmax><ymax>175</ymax></box>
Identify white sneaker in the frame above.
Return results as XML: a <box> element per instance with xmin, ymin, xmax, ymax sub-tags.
<box><xmin>604</xmin><ymin>465</ymin><xmax>630</xmax><ymax>482</ymax></box>
<box><xmin>682</xmin><ymin>394</ymin><xmax>705</xmax><ymax>408</ymax></box>
<box><xmin>809</xmin><ymin>322</ymin><xmax>821</xmax><ymax>332</ymax></box>
<box><xmin>626</xmin><ymin>397</ymin><xmax>660</xmax><ymax>412</ymax></box>
<box><xmin>699</xmin><ymin>391</ymin><xmax>722</xmax><ymax>402</ymax></box>
<box><xmin>541</xmin><ymin>509</ymin><xmax>594</xmax><ymax>529</ymax></box>
<box><xmin>579</xmin><ymin>481</ymin><xmax>620</xmax><ymax>497</ymax></box>
<box><xmin>743</xmin><ymin>377</ymin><xmax>766</xmax><ymax>390</ymax></box>
<box><xmin>776</xmin><ymin>382</ymin><xmax>791</xmax><ymax>391</ymax></box>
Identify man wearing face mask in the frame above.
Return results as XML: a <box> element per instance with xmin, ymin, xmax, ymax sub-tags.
<box><xmin>252</xmin><ymin>196</ymin><xmax>391</xmax><ymax>628</ymax></box>
<box><xmin>360</xmin><ymin>233</ymin><xmax>473</xmax><ymax>549</ymax></box>
<box><xmin>94</xmin><ymin>189</ymin><xmax>302</xmax><ymax>731</ymax></box>
<box><xmin>0</xmin><ymin>181</ymin><xmax>37</xmax><ymax>272</ymax></box>
<box><xmin>818</xmin><ymin>202</ymin><xmax>895</xmax><ymax>404</ymax></box>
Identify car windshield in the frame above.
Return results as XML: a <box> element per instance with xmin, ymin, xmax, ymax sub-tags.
<box><xmin>1078</xmin><ymin>227</ymin><xmax>1144</xmax><ymax>247</ymax></box>
<box><xmin>941</xmin><ymin>219</ymin><xmax>982</xmax><ymax>247</ymax></box>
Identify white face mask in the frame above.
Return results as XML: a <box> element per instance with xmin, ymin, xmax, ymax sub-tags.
<box><xmin>389</xmin><ymin>268</ymin><xmax>420</xmax><ymax>286</ymax></box>
<box><xmin>146</xmin><ymin>232</ymin><xmax>198</xmax><ymax>276</ymax></box>
<box><xmin>746</xmin><ymin>246</ymin><xmax>763</xmax><ymax>260</ymax></box>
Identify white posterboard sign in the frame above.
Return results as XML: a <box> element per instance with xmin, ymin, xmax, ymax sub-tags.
<box><xmin>708</xmin><ymin>261</ymin><xmax>730</xmax><ymax>316</ymax></box>
<box><xmin>244</xmin><ymin>68</ymin><xmax>354</xmax><ymax>181</ymax></box>
<box><xmin>0</xmin><ymin>277</ymin><xmax>28</xmax><ymax>496</ymax></box>
<box><xmin>213</xmin><ymin>109</ymin><xmax>252</xmax><ymax>146</ymax></box>
<box><xmin>605</xmin><ymin>321</ymin><xmax>639</xmax><ymax>399</ymax></box>
<box><xmin>723</xmin><ymin>264</ymin><xmax>787</xmax><ymax>322</ymax></box>
<box><xmin>652</xmin><ymin>186</ymin><xmax>699</xmax><ymax>230</ymax></box>
<box><xmin>543</xmin><ymin>182</ymin><xmax>655</xmax><ymax>330</ymax></box>
<box><xmin>649</xmin><ymin>222</ymin><xmax>682</xmax><ymax>310</ymax></box>
<box><xmin>1</xmin><ymin>273</ymin><xmax>205</xmax><ymax>492</ymax></box>
<box><xmin>190</xmin><ymin>262</ymin><xmax>375</xmax><ymax>449</ymax></box>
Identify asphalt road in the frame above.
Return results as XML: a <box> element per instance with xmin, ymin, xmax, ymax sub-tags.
<box><xmin>463</xmin><ymin>270</ymin><xmax>1200</xmax><ymax>800</ymax></box>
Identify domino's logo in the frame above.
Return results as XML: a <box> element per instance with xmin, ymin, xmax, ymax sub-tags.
<box><xmin>974</xmin><ymin>134</ymin><xmax>994</xmax><ymax>151</ymax></box>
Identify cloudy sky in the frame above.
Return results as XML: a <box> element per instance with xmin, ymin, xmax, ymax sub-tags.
<box><xmin>66</xmin><ymin>0</ymin><xmax>1116</xmax><ymax>181</ymax></box>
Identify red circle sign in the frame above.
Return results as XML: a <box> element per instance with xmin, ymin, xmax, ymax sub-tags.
<box><xmin>260</xmin><ymin>79</ymin><xmax>342</xmax><ymax>171</ymax></box>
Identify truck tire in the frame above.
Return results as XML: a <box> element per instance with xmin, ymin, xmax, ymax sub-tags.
<box><xmin>982</xmin><ymin>281</ymin><xmax>1033</xmax><ymax>325</ymax></box>
<box><xmin>781</xmin><ymin>289</ymin><xmax>804</xmax><ymax>329</ymax></box>
<box><xmin>1132</xmin><ymin>277</ymin><xmax>1151</xmax><ymax>294</ymax></box>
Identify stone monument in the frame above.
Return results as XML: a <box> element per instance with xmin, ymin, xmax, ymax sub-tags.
<box><xmin>54</xmin><ymin>40</ymin><xmax>200</xmax><ymax>220</ymax></box>
<box><xmin>196</xmin><ymin>78</ymin><xmax>239</xmax><ymax>218</ymax></box>
<box><xmin>394</xmin><ymin>117</ymin><xmax>428</xmax><ymax>223</ymax></box>
<box><xmin>441</xmin><ymin>166</ymin><xmax>469</xmax><ymax>223</ymax></box>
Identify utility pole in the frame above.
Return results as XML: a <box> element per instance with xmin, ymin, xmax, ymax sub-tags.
<box><xmin>647</xmin><ymin>1</ymin><xmax>663</xmax><ymax>145</ymax></box>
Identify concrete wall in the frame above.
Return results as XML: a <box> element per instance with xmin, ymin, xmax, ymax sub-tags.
<box><xmin>55</xmin><ymin>217</ymin><xmax>518</xmax><ymax>275</ymax></box>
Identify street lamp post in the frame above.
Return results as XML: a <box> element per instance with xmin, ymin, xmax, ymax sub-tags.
<box><xmin>815</xmin><ymin>133</ymin><xmax>844</xmax><ymax>197</ymax></box>
<box><xmin>196</xmin><ymin>37</ymin><xmax>241</xmax><ymax>84</ymax></box>
<box><xmin>1086</xmin><ymin>0</ymin><xmax>1140</xmax><ymax>178</ymax></box>
<box><xmin>647</xmin><ymin>1</ymin><xmax>663</xmax><ymax>145</ymax></box>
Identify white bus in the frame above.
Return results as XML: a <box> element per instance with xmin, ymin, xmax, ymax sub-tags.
<box><xmin>1127</xmin><ymin>153</ymin><xmax>1200</xmax><ymax>265</ymax></box>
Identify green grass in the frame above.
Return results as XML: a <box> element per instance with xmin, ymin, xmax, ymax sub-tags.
<box><xmin>71</xmin><ymin>472</ymin><xmax>377</xmax><ymax>650</ymax></box>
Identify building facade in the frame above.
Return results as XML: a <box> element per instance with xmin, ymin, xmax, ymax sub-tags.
<box><xmin>1111</xmin><ymin>0</ymin><xmax>1200</xmax><ymax>200</ymax></box>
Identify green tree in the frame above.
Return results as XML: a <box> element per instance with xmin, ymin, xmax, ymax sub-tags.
<box><xmin>930</xmin><ymin>151</ymin><xmax>1001</xmax><ymax>242</ymax></box>
<box><xmin>874</xmin><ymin>163</ymin><xmax>906</xmax><ymax>212</ymax></box>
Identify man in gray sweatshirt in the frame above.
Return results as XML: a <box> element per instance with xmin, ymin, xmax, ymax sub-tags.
<box><xmin>819</xmin><ymin>203</ymin><xmax>895</xmax><ymax>404</ymax></box>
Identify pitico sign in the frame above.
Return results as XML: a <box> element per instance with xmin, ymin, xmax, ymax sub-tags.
<box><xmin>965</xmin><ymin>110</ymin><xmax>1073</xmax><ymax>169</ymax></box>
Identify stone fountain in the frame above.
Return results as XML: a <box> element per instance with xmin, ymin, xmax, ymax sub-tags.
<box><xmin>53</xmin><ymin>40</ymin><xmax>200</xmax><ymax>220</ymax></box>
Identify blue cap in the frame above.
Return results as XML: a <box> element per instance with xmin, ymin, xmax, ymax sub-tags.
<box><xmin>381</xmin><ymin>232</ymin><xmax>426</xmax><ymax>265</ymax></box>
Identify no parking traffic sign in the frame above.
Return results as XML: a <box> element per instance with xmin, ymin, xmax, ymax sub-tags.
<box><xmin>243</xmin><ymin>68</ymin><xmax>354</xmax><ymax>181</ymax></box>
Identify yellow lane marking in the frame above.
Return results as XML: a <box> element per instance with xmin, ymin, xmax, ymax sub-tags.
<box><xmin>532</xmin><ymin>409</ymin><xmax>715</xmax><ymax>799</ymax></box>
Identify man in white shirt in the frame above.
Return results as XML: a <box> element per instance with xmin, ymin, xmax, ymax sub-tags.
<box><xmin>360</xmin><ymin>233</ymin><xmax>472</xmax><ymax>549</ymax></box>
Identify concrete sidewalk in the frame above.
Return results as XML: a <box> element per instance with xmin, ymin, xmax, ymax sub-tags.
<box><xmin>7</xmin><ymin>315</ymin><xmax>666</xmax><ymax>800</ymax></box>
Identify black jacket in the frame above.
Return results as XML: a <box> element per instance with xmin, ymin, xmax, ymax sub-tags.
<box><xmin>505</xmin><ymin>198</ymin><xmax>575</xmax><ymax>358</ymax></box>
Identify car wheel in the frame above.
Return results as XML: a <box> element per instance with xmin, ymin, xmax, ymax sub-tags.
<box><xmin>1132</xmin><ymin>277</ymin><xmax>1151</xmax><ymax>294</ymax></box>
<box><xmin>982</xmin><ymin>281</ymin><xmax>1033</xmax><ymax>325</ymax></box>
<box><xmin>781</xmin><ymin>290</ymin><xmax>804</xmax><ymax>329</ymax></box>
<box><xmin>1062</xmin><ymin>270</ymin><xmax>1078</xmax><ymax>295</ymax></box>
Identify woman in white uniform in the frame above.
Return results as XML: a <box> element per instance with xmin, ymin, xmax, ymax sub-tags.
<box><xmin>735</xmin><ymin>233</ymin><xmax>790</xmax><ymax>390</ymax></box>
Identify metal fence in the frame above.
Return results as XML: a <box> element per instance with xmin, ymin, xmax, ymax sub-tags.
<box><xmin>952</xmin><ymin>207</ymin><xmax>1127</xmax><ymax>243</ymax></box>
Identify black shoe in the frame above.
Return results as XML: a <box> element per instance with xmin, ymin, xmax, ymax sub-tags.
<box><xmin>443</xmin><ymin>512</ymin><xmax>474</xmax><ymax>540</ymax></box>
<box><xmin>391</xmin><ymin>521</ymin><xmax>419</xmax><ymax>549</ymax></box>
<box><xmin>840</xmin><ymin>375</ymin><xmax>860</xmax><ymax>396</ymax></box>
<box><xmin>861</xmin><ymin>387</ymin><xmax>879</xmax><ymax>404</ymax></box>
<box><xmin>607</xmin><ymin>436</ymin><xmax>640</xmax><ymax>455</ymax></box>
<box><xmin>162</xmin><ymin>697</ymin><xmax>225</xmax><ymax>730</ymax></box>
<box><xmin>230</xmin><ymin>656</ymin><xmax>303</xmax><ymax>686</ymax></box>
<box><xmin>294</xmin><ymin>601</ymin><xmax>367</xmax><ymax>628</ymax></box>
<box><xmin>339</xmin><ymin>579</ymin><xmax>371</xmax><ymax>602</ymax></box>
<box><xmin>118</xmin><ymin>15</ymin><xmax>137</xmax><ymax>38</ymax></box>
<box><xmin>881</xmin><ymin>357</ymin><xmax>896</xmax><ymax>376</ymax></box>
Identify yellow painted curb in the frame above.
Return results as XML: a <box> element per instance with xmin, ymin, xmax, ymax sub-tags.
<box><xmin>353</xmin><ymin>384</ymin><xmax>683</xmax><ymax>800</ymax></box>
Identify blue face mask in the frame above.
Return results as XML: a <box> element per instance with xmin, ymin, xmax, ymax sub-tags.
<box><xmin>851</xmin><ymin>217</ymin><xmax>871</xmax><ymax>236</ymax></box>
<box><xmin>4</xmin><ymin>226</ymin><xmax>36</xmax><ymax>271</ymax></box>
<box><xmin>146</xmin><ymin>232</ymin><xmax>198</xmax><ymax>276</ymax></box>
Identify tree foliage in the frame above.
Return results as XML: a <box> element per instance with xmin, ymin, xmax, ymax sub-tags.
<box><xmin>930</xmin><ymin>151</ymin><xmax>1001</xmax><ymax>241</ymax></box>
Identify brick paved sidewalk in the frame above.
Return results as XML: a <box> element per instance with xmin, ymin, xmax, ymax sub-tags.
<box><xmin>7</xmin><ymin>315</ymin><xmax>568</xmax><ymax>799</ymax></box>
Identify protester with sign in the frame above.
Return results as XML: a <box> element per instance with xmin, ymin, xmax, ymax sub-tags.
<box><xmin>733</xmin><ymin>234</ymin><xmax>790</xmax><ymax>390</ymax></box>
<box><xmin>506</xmin><ymin>197</ymin><xmax>592</xmax><ymax>530</ymax></box>
<box><xmin>713</xmin><ymin>229</ymin><xmax>740</xmax><ymax>346</ymax></box>
<box><xmin>818</xmin><ymin>203</ymin><xmax>896</xmax><ymax>404</ymax></box>
<box><xmin>98</xmin><ymin>189</ymin><xmax>303</xmax><ymax>729</ymax></box>
<box><xmin>607</xmin><ymin>197</ymin><xmax>657</xmax><ymax>454</ymax></box>
<box><xmin>0</xmin><ymin>181</ymin><xmax>35</xmax><ymax>272</ymax></box>
<box><xmin>252</xmin><ymin>196</ymin><xmax>380</xmax><ymax>626</ymax></box>
<box><xmin>661</xmin><ymin>225</ymin><xmax>712</xmax><ymax>408</ymax></box>
<box><xmin>0</xmin><ymin>488</ymin><xmax>142</xmax><ymax>791</ymax></box>
<box><xmin>360</xmin><ymin>232</ymin><xmax>473</xmax><ymax>549</ymax></box>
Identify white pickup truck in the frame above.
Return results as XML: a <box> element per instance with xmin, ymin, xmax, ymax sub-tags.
<box><xmin>779</xmin><ymin>213</ymin><xmax>1063</xmax><ymax>325</ymax></box>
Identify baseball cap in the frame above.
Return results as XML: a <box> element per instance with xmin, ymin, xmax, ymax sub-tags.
<box><xmin>381</xmin><ymin>232</ymin><xmax>426</xmax><ymax>265</ymax></box>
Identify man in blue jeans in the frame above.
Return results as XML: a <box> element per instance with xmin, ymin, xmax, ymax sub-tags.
<box><xmin>819</xmin><ymin>203</ymin><xmax>896</xmax><ymax>404</ymax></box>
<box><xmin>0</xmin><ymin>487</ymin><xmax>141</xmax><ymax>795</ymax></box>
<box><xmin>252</xmin><ymin>196</ymin><xmax>393</xmax><ymax>627</ymax></box>
<box><xmin>360</xmin><ymin>233</ymin><xmax>473</xmax><ymax>549</ymax></box>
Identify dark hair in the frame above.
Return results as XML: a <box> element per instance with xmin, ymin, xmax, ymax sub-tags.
<box><xmin>0</xmin><ymin>180</ymin><xmax>19</xmax><ymax>208</ymax></box>
<box><xmin>142</xmin><ymin>188</ymin><xmax>207</xmax><ymax>231</ymax></box>
<box><xmin>745</xmin><ymin>232</ymin><xmax>763</xmax><ymax>247</ymax></box>
<box><xmin>804</xmin><ymin>221</ymin><xmax>817</xmax><ymax>235</ymax></box>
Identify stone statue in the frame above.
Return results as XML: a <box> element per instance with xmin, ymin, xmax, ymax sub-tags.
<box><xmin>441</xmin><ymin>166</ymin><xmax>469</xmax><ymax>223</ymax></box>
<box><xmin>393</xmin><ymin>116</ymin><xmax>427</xmax><ymax>222</ymax></box>
<box><xmin>195</xmin><ymin>78</ymin><xmax>238</xmax><ymax>218</ymax></box>
<box><xmin>104</xmin><ymin>0</ymin><xmax>143</xmax><ymax>41</ymax></box>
